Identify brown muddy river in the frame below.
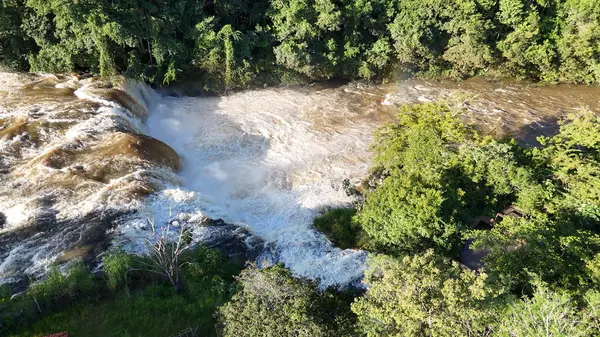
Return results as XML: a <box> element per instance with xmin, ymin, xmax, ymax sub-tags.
<box><xmin>1</xmin><ymin>72</ymin><xmax>599</xmax><ymax>288</ymax></box>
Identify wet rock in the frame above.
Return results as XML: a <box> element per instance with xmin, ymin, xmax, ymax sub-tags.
<box><xmin>96</xmin><ymin>133</ymin><xmax>181</xmax><ymax>171</ymax></box>
<box><xmin>0</xmin><ymin>212</ymin><xmax>5</xmax><ymax>229</ymax></box>
<box><xmin>0</xmin><ymin>209</ymin><xmax>130</xmax><ymax>289</ymax></box>
<box><xmin>202</xmin><ymin>224</ymin><xmax>264</xmax><ymax>265</ymax></box>
<box><xmin>79</xmin><ymin>81</ymin><xmax>148</xmax><ymax>119</ymax></box>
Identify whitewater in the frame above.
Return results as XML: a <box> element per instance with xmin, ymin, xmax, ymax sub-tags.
<box><xmin>130</xmin><ymin>86</ymin><xmax>396</xmax><ymax>287</ymax></box>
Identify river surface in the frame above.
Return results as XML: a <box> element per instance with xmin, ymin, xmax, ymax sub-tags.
<box><xmin>1</xmin><ymin>73</ymin><xmax>599</xmax><ymax>288</ymax></box>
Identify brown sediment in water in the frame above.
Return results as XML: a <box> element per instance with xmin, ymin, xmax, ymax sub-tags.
<box><xmin>54</xmin><ymin>244</ymin><xmax>97</xmax><ymax>264</ymax></box>
<box><xmin>95</xmin><ymin>133</ymin><xmax>181</xmax><ymax>171</ymax></box>
<box><xmin>0</xmin><ymin>74</ymin><xmax>186</xmax><ymax>284</ymax></box>
<box><xmin>0</xmin><ymin>117</ymin><xmax>28</xmax><ymax>140</ymax></box>
<box><xmin>0</xmin><ymin>117</ymin><xmax>76</xmax><ymax>145</ymax></box>
<box><xmin>79</xmin><ymin>81</ymin><xmax>148</xmax><ymax>120</ymax></box>
<box><xmin>29</xmin><ymin>132</ymin><xmax>180</xmax><ymax>182</ymax></box>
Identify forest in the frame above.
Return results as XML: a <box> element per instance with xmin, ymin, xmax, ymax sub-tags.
<box><xmin>1</xmin><ymin>0</ymin><xmax>600</xmax><ymax>91</ymax></box>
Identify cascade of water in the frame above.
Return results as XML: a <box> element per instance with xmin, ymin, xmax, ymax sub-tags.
<box><xmin>134</xmin><ymin>88</ymin><xmax>390</xmax><ymax>287</ymax></box>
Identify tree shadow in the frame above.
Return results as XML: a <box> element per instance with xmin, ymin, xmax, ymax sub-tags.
<box><xmin>507</xmin><ymin>115</ymin><xmax>560</xmax><ymax>148</ymax></box>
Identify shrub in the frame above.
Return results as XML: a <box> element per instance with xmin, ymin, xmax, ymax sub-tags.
<box><xmin>313</xmin><ymin>208</ymin><xmax>364</xmax><ymax>249</ymax></box>
<box><xmin>103</xmin><ymin>250</ymin><xmax>133</xmax><ymax>292</ymax></box>
<box><xmin>28</xmin><ymin>263</ymin><xmax>99</xmax><ymax>312</ymax></box>
<box><xmin>217</xmin><ymin>264</ymin><xmax>357</xmax><ymax>337</ymax></box>
<box><xmin>352</xmin><ymin>250</ymin><xmax>506</xmax><ymax>337</ymax></box>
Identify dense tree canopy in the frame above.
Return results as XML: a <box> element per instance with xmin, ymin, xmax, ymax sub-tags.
<box><xmin>355</xmin><ymin>103</ymin><xmax>544</xmax><ymax>255</ymax></box>
<box><xmin>216</xmin><ymin>264</ymin><xmax>356</xmax><ymax>337</ymax></box>
<box><xmin>341</xmin><ymin>104</ymin><xmax>600</xmax><ymax>336</ymax></box>
<box><xmin>2</xmin><ymin>0</ymin><xmax>600</xmax><ymax>88</ymax></box>
<box><xmin>352</xmin><ymin>250</ymin><xmax>506</xmax><ymax>337</ymax></box>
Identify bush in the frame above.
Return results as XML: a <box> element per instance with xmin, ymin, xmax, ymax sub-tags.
<box><xmin>28</xmin><ymin>263</ymin><xmax>100</xmax><ymax>312</ymax></box>
<box><xmin>217</xmin><ymin>264</ymin><xmax>357</xmax><ymax>337</ymax></box>
<box><xmin>103</xmin><ymin>250</ymin><xmax>133</xmax><ymax>293</ymax></box>
<box><xmin>495</xmin><ymin>281</ymin><xmax>594</xmax><ymax>337</ymax></box>
<box><xmin>4</xmin><ymin>246</ymin><xmax>241</xmax><ymax>336</ymax></box>
<box><xmin>352</xmin><ymin>251</ymin><xmax>506</xmax><ymax>337</ymax></box>
<box><xmin>313</xmin><ymin>208</ymin><xmax>364</xmax><ymax>249</ymax></box>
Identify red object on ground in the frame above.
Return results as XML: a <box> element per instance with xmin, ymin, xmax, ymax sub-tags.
<box><xmin>42</xmin><ymin>332</ymin><xmax>68</xmax><ymax>337</ymax></box>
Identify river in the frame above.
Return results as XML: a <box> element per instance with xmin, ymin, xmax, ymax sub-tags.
<box><xmin>1</xmin><ymin>72</ymin><xmax>599</xmax><ymax>288</ymax></box>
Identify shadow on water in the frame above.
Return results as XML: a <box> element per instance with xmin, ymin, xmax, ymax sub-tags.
<box><xmin>0</xmin><ymin>209</ymin><xmax>127</xmax><ymax>292</ymax></box>
<box><xmin>508</xmin><ymin>115</ymin><xmax>561</xmax><ymax>147</ymax></box>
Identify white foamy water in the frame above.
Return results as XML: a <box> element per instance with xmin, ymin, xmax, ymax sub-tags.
<box><xmin>141</xmin><ymin>87</ymin><xmax>395</xmax><ymax>287</ymax></box>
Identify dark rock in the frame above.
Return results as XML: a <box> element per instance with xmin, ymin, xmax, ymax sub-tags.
<box><xmin>202</xmin><ymin>224</ymin><xmax>264</xmax><ymax>265</ymax></box>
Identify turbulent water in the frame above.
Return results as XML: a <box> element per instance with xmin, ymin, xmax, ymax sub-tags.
<box><xmin>1</xmin><ymin>72</ymin><xmax>599</xmax><ymax>288</ymax></box>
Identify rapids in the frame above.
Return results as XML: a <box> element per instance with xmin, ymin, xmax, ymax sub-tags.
<box><xmin>1</xmin><ymin>72</ymin><xmax>599</xmax><ymax>288</ymax></box>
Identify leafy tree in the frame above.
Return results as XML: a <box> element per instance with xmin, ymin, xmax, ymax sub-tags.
<box><xmin>387</xmin><ymin>0</ymin><xmax>447</xmax><ymax>74</ymax></box>
<box><xmin>352</xmin><ymin>250</ymin><xmax>506</xmax><ymax>337</ymax></box>
<box><xmin>470</xmin><ymin>215</ymin><xmax>600</xmax><ymax>294</ymax></box>
<box><xmin>357</xmin><ymin>103</ymin><xmax>543</xmax><ymax>254</ymax></box>
<box><xmin>441</xmin><ymin>0</ymin><xmax>496</xmax><ymax>77</ymax></box>
<box><xmin>535</xmin><ymin>110</ymin><xmax>600</xmax><ymax>224</ymax></box>
<box><xmin>495</xmin><ymin>280</ymin><xmax>596</xmax><ymax>337</ymax></box>
<box><xmin>3</xmin><ymin>0</ymin><xmax>600</xmax><ymax>86</ymax></box>
<box><xmin>356</xmin><ymin>104</ymin><xmax>472</xmax><ymax>253</ymax></box>
<box><xmin>496</xmin><ymin>0</ymin><xmax>561</xmax><ymax>81</ymax></box>
<box><xmin>0</xmin><ymin>0</ymin><xmax>36</xmax><ymax>70</ymax></box>
<box><xmin>556</xmin><ymin>0</ymin><xmax>600</xmax><ymax>83</ymax></box>
<box><xmin>313</xmin><ymin>208</ymin><xmax>364</xmax><ymax>249</ymax></box>
<box><xmin>268</xmin><ymin>0</ymin><xmax>339</xmax><ymax>80</ymax></box>
<box><xmin>217</xmin><ymin>264</ymin><xmax>357</xmax><ymax>337</ymax></box>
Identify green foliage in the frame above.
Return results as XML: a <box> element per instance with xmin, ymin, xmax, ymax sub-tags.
<box><xmin>0</xmin><ymin>0</ymin><xmax>36</xmax><ymax>70</ymax></box>
<box><xmin>471</xmin><ymin>215</ymin><xmax>600</xmax><ymax>295</ymax></box>
<box><xmin>0</xmin><ymin>285</ymin><xmax>11</xmax><ymax>304</ymax></box>
<box><xmin>217</xmin><ymin>264</ymin><xmax>357</xmax><ymax>337</ymax></box>
<box><xmin>102</xmin><ymin>250</ymin><xmax>133</xmax><ymax>292</ymax></box>
<box><xmin>4</xmin><ymin>246</ymin><xmax>241</xmax><ymax>336</ymax></box>
<box><xmin>495</xmin><ymin>280</ymin><xmax>596</xmax><ymax>337</ymax></box>
<box><xmin>3</xmin><ymin>0</ymin><xmax>600</xmax><ymax>85</ymax></box>
<box><xmin>462</xmin><ymin>111</ymin><xmax>600</xmax><ymax>295</ymax></box>
<box><xmin>357</xmin><ymin>104</ymin><xmax>470</xmax><ymax>253</ymax></box>
<box><xmin>352</xmin><ymin>250</ymin><xmax>507</xmax><ymax>337</ymax></box>
<box><xmin>313</xmin><ymin>208</ymin><xmax>364</xmax><ymax>249</ymax></box>
<box><xmin>28</xmin><ymin>263</ymin><xmax>99</xmax><ymax>313</ymax></box>
<box><xmin>354</xmin><ymin>102</ymin><xmax>600</xmax><ymax>336</ymax></box>
<box><xmin>535</xmin><ymin>110</ymin><xmax>600</xmax><ymax>224</ymax></box>
<box><xmin>356</xmin><ymin>103</ymin><xmax>545</xmax><ymax>255</ymax></box>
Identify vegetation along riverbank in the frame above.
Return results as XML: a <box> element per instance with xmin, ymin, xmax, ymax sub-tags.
<box><xmin>1</xmin><ymin>0</ymin><xmax>600</xmax><ymax>92</ymax></box>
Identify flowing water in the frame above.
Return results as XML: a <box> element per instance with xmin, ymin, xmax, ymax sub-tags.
<box><xmin>1</xmin><ymin>72</ymin><xmax>599</xmax><ymax>288</ymax></box>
